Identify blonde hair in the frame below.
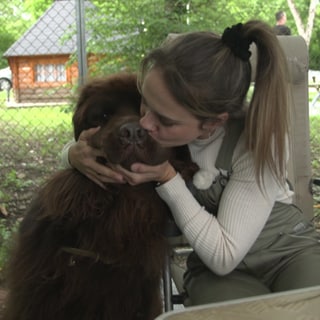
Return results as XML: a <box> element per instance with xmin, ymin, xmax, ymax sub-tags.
<box><xmin>138</xmin><ymin>20</ymin><xmax>290</xmax><ymax>187</ymax></box>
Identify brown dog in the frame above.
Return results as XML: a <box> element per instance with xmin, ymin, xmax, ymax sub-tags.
<box><xmin>4</xmin><ymin>73</ymin><xmax>197</xmax><ymax>320</ymax></box>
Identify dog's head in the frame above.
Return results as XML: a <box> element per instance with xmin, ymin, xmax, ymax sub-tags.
<box><xmin>72</xmin><ymin>73</ymin><xmax>174</xmax><ymax>170</ymax></box>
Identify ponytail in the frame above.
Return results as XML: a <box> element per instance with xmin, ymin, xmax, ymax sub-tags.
<box><xmin>242</xmin><ymin>20</ymin><xmax>290</xmax><ymax>186</ymax></box>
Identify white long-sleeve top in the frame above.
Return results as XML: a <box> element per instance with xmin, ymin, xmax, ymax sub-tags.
<box><xmin>156</xmin><ymin>126</ymin><xmax>293</xmax><ymax>276</ymax></box>
<box><xmin>61</xmin><ymin>140</ymin><xmax>75</xmax><ymax>169</ymax></box>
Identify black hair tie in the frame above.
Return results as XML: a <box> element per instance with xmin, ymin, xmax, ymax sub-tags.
<box><xmin>221</xmin><ymin>23</ymin><xmax>253</xmax><ymax>61</ymax></box>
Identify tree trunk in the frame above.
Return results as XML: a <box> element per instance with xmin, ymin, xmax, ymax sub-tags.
<box><xmin>287</xmin><ymin>0</ymin><xmax>318</xmax><ymax>46</ymax></box>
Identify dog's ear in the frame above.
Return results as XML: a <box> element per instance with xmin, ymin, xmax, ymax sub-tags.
<box><xmin>72</xmin><ymin>81</ymin><xmax>99</xmax><ymax>140</ymax></box>
<box><xmin>72</xmin><ymin>73</ymin><xmax>141</xmax><ymax>141</ymax></box>
<box><xmin>171</xmin><ymin>146</ymin><xmax>199</xmax><ymax>182</ymax></box>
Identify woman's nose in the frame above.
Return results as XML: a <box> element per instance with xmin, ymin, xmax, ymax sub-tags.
<box><xmin>140</xmin><ymin>110</ymin><xmax>156</xmax><ymax>131</ymax></box>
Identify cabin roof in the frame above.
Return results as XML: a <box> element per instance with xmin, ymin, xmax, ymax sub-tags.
<box><xmin>4</xmin><ymin>1</ymin><xmax>81</xmax><ymax>57</ymax></box>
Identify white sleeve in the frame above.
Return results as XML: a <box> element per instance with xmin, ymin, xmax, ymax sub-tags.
<box><xmin>60</xmin><ymin>140</ymin><xmax>76</xmax><ymax>169</ymax></box>
<box><xmin>156</xmin><ymin>152</ymin><xmax>284</xmax><ymax>275</ymax></box>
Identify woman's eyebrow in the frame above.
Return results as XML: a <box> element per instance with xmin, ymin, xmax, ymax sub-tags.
<box><xmin>141</xmin><ymin>95</ymin><xmax>181</xmax><ymax>124</ymax></box>
<box><xmin>141</xmin><ymin>96</ymin><xmax>171</xmax><ymax>120</ymax></box>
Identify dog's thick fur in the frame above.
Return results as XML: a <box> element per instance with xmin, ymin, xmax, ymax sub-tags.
<box><xmin>4</xmin><ymin>73</ymin><xmax>197</xmax><ymax>320</ymax></box>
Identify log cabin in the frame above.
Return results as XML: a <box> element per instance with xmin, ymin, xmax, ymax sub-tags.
<box><xmin>3</xmin><ymin>0</ymin><xmax>88</xmax><ymax>103</ymax></box>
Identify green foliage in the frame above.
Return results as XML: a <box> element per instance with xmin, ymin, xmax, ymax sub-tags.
<box><xmin>310</xmin><ymin>114</ymin><xmax>320</xmax><ymax>219</ymax></box>
<box><xmin>87</xmin><ymin>0</ymin><xmax>194</xmax><ymax>75</ymax></box>
<box><xmin>0</xmin><ymin>0</ymin><xmax>319</xmax><ymax>71</ymax></box>
<box><xmin>2</xmin><ymin>170</ymin><xmax>27</xmax><ymax>190</ymax></box>
<box><xmin>309</xmin><ymin>4</ymin><xmax>320</xmax><ymax>69</ymax></box>
<box><xmin>0</xmin><ymin>190</ymin><xmax>9</xmax><ymax>203</ymax></box>
<box><xmin>0</xmin><ymin>105</ymin><xmax>73</xmax><ymax>283</ymax></box>
<box><xmin>84</xmin><ymin>0</ymin><xmax>319</xmax><ymax>75</ymax></box>
<box><xmin>310</xmin><ymin>114</ymin><xmax>320</xmax><ymax>177</ymax></box>
<box><xmin>0</xmin><ymin>0</ymin><xmax>52</xmax><ymax>68</ymax></box>
<box><xmin>24</xmin><ymin>0</ymin><xmax>53</xmax><ymax>20</ymax></box>
<box><xmin>0</xmin><ymin>219</ymin><xmax>19</xmax><ymax>284</ymax></box>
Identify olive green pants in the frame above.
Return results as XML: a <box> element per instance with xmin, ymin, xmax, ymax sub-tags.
<box><xmin>184</xmin><ymin>203</ymin><xmax>320</xmax><ymax>305</ymax></box>
<box><xmin>184</xmin><ymin>244</ymin><xmax>320</xmax><ymax>305</ymax></box>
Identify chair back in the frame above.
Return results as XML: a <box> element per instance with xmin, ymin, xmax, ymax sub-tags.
<box><xmin>250</xmin><ymin>36</ymin><xmax>312</xmax><ymax>218</ymax></box>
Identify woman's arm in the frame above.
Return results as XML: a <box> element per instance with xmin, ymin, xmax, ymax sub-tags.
<box><xmin>156</xmin><ymin>151</ymin><xmax>289</xmax><ymax>275</ymax></box>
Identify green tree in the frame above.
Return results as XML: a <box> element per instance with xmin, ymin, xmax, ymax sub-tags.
<box><xmin>24</xmin><ymin>0</ymin><xmax>53</xmax><ymax>21</ymax></box>
<box><xmin>85</xmin><ymin>0</ymin><xmax>319</xmax><ymax>73</ymax></box>
<box><xmin>286</xmin><ymin>0</ymin><xmax>320</xmax><ymax>69</ymax></box>
<box><xmin>287</xmin><ymin>0</ymin><xmax>318</xmax><ymax>46</ymax></box>
<box><xmin>84</xmin><ymin>0</ymin><xmax>279</xmax><ymax>74</ymax></box>
<box><xmin>1</xmin><ymin>0</ymin><xmax>318</xmax><ymax>70</ymax></box>
<box><xmin>0</xmin><ymin>1</ymin><xmax>30</xmax><ymax>67</ymax></box>
<box><xmin>0</xmin><ymin>0</ymin><xmax>52</xmax><ymax>68</ymax></box>
<box><xmin>86</xmin><ymin>0</ymin><xmax>194</xmax><ymax>75</ymax></box>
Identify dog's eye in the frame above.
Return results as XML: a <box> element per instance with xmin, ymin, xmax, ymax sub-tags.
<box><xmin>89</xmin><ymin>113</ymin><xmax>110</xmax><ymax>127</ymax></box>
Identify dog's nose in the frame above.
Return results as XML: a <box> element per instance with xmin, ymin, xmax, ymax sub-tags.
<box><xmin>119</xmin><ymin>122</ymin><xmax>147</xmax><ymax>143</ymax></box>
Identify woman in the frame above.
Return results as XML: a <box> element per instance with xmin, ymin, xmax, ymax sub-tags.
<box><xmin>61</xmin><ymin>20</ymin><xmax>320</xmax><ymax>305</ymax></box>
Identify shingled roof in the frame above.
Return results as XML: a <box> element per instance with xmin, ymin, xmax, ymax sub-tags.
<box><xmin>4</xmin><ymin>0</ymin><xmax>86</xmax><ymax>57</ymax></box>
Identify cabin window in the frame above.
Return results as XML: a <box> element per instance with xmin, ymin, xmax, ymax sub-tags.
<box><xmin>35</xmin><ymin>64</ymin><xmax>66</xmax><ymax>82</ymax></box>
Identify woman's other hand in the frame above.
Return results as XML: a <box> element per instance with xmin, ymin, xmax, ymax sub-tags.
<box><xmin>69</xmin><ymin>127</ymin><xmax>125</xmax><ymax>188</ymax></box>
<box><xmin>116</xmin><ymin>161</ymin><xmax>177</xmax><ymax>186</ymax></box>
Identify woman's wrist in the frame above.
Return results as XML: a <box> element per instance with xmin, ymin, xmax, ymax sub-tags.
<box><xmin>61</xmin><ymin>140</ymin><xmax>76</xmax><ymax>169</ymax></box>
<box><xmin>68</xmin><ymin>143</ymin><xmax>77</xmax><ymax>168</ymax></box>
<box><xmin>156</xmin><ymin>167</ymin><xmax>177</xmax><ymax>186</ymax></box>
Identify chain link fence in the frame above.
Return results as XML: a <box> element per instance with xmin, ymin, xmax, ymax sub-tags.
<box><xmin>0</xmin><ymin>0</ymin><xmax>82</xmax><ymax>221</ymax></box>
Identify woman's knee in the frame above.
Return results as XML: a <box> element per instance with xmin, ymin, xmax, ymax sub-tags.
<box><xmin>272</xmin><ymin>247</ymin><xmax>320</xmax><ymax>291</ymax></box>
<box><xmin>184</xmin><ymin>269</ymin><xmax>270</xmax><ymax>306</ymax></box>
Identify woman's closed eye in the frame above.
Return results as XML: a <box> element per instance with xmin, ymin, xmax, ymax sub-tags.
<box><xmin>141</xmin><ymin>99</ymin><xmax>178</xmax><ymax>127</ymax></box>
<box><xmin>156</xmin><ymin>114</ymin><xmax>178</xmax><ymax>127</ymax></box>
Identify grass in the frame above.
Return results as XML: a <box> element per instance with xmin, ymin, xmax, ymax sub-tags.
<box><xmin>0</xmin><ymin>104</ymin><xmax>74</xmax><ymax>284</ymax></box>
<box><xmin>0</xmin><ymin>105</ymin><xmax>72</xmax><ymax>131</ymax></box>
<box><xmin>0</xmin><ymin>105</ymin><xmax>74</xmax><ymax>209</ymax></box>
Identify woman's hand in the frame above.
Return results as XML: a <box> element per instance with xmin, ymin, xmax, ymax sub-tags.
<box><xmin>116</xmin><ymin>161</ymin><xmax>177</xmax><ymax>186</ymax></box>
<box><xmin>68</xmin><ymin>127</ymin><xmax>125</xmax><ymax>188</ymax></box>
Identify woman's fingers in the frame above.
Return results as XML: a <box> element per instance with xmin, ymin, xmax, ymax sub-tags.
<box><xmin>85</xmin><ymin>172</ymin><xmax>107</xmax><ymax>190</ymax></box>
<box><xmin>78</xmin><ymin>126</ymin><xmax>101</xmax><ymax>141</ymax></box>
<box><xmin>68</xmin><ymin>127</ymin><xmax>125</xmax><ymax>185</ymax></box>
<box><xmin>89</xmin><ymin>162</ymin><xmax>125</xmax><ymax>184</ymax></box>
<box><xmin>115</xmin><ymin>161</ymin><xmax>177</xmax><ymax>186</ymax></box>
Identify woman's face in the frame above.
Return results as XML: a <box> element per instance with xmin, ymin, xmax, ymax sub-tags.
<box><xmin>140</xmin><ymin>69</ymin><xmax>209</xmax><ymax>147</ymax></box>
